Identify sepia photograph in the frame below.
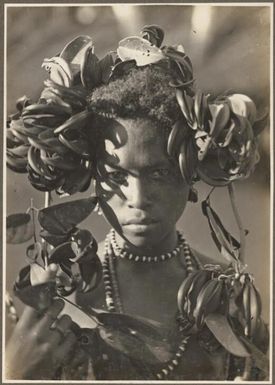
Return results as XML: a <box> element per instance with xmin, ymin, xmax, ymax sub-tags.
<box><xmin>3</xmin><ymin>3</ymin><xmax>272</xmax><ymax>382</ymax></box>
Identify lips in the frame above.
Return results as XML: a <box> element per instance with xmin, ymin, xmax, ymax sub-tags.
<box><xmin>123</xmin><ymin>217</ymin><xmax>159</xmax><ymax>226</ymax></box>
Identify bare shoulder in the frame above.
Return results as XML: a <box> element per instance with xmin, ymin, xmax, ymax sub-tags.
<box><xmin>190</xmin><ymin>248</ymin><xmax>228</xmax><ymax>270</ymax></box>
<box><xmin>97</xmin><ymin>240</ymin><xmax>106</xmax><ymax>262</ymax></box>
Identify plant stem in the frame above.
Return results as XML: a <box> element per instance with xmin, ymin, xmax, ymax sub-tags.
<box><xmin>242</xmin><ymin>356</ymin><xmax>252</xmax><ymax>380</ymax></box>
<box><xmin>42</xmin><ymin>192</ymin><xmax>52</xmax><ymax>268</ymax></box>
<box><xmin>228</xmin><ymin>183</ymin><xmax>246</xmax><ymax>265</ymax></box>
<box><xmin>30</xmin><ymin>198</ymin><xmax>37</xmax><ymax>243</ymax></box>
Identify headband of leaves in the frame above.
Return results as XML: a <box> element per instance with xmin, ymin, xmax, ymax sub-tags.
<box><xmin>6</xmin><ymin>25</ymin><xmax>267</xmax><ymax>194</ymax></box>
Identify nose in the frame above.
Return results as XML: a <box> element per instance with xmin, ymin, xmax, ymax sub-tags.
<box><xmin>121</xmin><ymin>176</ymin><xmax>152</xmax><ymax>209</ymax></box>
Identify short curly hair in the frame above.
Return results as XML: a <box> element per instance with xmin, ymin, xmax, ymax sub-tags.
<box><xmin>88</xmin><ymin>65</ymin><xmax>182</xmax><ymax>128</ymax></box>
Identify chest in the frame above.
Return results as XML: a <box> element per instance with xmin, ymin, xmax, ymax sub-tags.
<box><xmin>76</xmin><ymin>253</ymin><xmax>187</xmax><ymax>328</ymax></box>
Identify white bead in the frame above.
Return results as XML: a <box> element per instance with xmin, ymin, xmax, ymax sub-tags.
<box><xmin>168</xmin><ymin>365</ymin><xmax>174</xmax><ymax>371</ymax></box>
<box><xmin>148</xmin><ymin>257</ymin><xmax>152</xmax><ymax>262</ymax></box>
<box><xmin>135</xmin><ymin>256</ymin><xmax>139</xmax><ymax>261</ymax></box>
<box><xmin>172</xmin><ymin>359</ymin><xmax>178</xmax><ymax>366</ymax></box>
<box><xmin>162</xmin><ymin>369</ymin><xmax>168</xmax><ymax>376</ymax></box>
<box><xmin>142</xmin><ymin>256</ymin><xmax>147</xmax><ymax>262</ymax></box>
<box><xmin>161</xmin><ymin>254</ymin><xmax>166</xmax><ymax>261</ymax></box>
<box><xmin>106</xmin><ymin>297</ymin><xmax>114</xmax><ymax>306</ymax></box>
<box><xmin>154</xmin><ymin>256</ymin><xmax>158</xmax><ymax>262</ymax></box>
<box><xmin>156</xmin><ymin>373</ymin><xmax>163</xmax><ymax>379</ymax></box>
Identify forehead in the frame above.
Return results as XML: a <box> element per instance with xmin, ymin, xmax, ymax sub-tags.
<box><xmin>98</xmin><ymin>118</ymin><xmax>169</xmax><ymax>169</ymax></box>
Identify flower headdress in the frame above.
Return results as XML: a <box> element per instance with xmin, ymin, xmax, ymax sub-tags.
<box><xmin>6</xmin><ymin>26</ymin><xmax>269</xmax><ymax>376</ymax></box>
<box><xmin>6</xmin><ymin>25</ymin><xmax>267</xmax><ymax>194</ymax></box>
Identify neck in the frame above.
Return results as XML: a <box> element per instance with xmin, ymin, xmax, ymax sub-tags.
<box><xmin>114</xmin><ymin>228</ymin><xmax>178</xmax><ymax>256</ymax></box>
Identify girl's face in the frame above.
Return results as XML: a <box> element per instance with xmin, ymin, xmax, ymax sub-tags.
<box><xmin>95</xmin><ymin>117</ymin><xmax>190</xmax><ymax>251</ymax></box>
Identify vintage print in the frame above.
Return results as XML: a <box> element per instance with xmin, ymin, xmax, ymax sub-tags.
<box><xmin>4</xmin><ymin>3</ymin><xmax>272</xmax><ymax>382</ymax></box>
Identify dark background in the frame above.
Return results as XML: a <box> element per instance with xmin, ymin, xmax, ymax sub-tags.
<box><xmin>5</xmin><ymin>5</ymin><xmax>271</xmax><ymax>325</ymax></box>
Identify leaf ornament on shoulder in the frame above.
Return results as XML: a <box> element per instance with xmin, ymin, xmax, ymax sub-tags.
<box><xmin>205</xmin><ymin>313</ymin><xmax>250</xmax><ymax>357</ymax></box>
<box><xmin>117</xmin><ymin>36</ymin><xmax>165</xmax><ymax>66</ymax></box>
<box><xmin>236</xmin><ymin>274</ymin><xmax>262</xmax><ymax>338</ymax></box>
<box><xmin>193</xmin><ymin>278</ymin><xmax>224</xmax><ymax>329</ymax></box>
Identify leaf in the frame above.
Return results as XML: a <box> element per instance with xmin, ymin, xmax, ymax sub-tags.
<box><xmin>48</xmin><ymin>242</ymin><xmax>75</xmax><ymax>263</ymax></box>
<box><xmin>78</xmin><ymin>258</ymin><xmax>102</xmax><ymax>293</ymax></box>
<box><xmin>227</xmin><ymin>94</ymin><xmax>257</xmax><ymax>125</ymax></box>
<box><xmin>98</xmin><ymin>52</ymin><xmax>118</xmax><ymax>84</ymax></box>
<box><xmin>141</xmin><ymin>25</ymin><xmax>164</xmax><ymax>47</ymax></box>
<box><xmin>253</xmin><ymin>109</ymin><xmax>269</xmax><ymax>136</ymax></box>
<box><xmin>26</xmin><ymin>242</ymin><xmax>44</xmax><ymax>266</ymax></box>
<box><xmin>60</xmin><ymin>35</ymin><xmax>93</xmax><ymax>65</ymax></box>
<box><xmin>14</xmin><ymin>280</ymin><xmax>56</xmax><ymax>310</ymax></box>
<box><xmin>6</xmin><ymin>213</ymin><xmax>34</xmax><ymax>244</ymax></box>
<box><xmin>60</xmin><ymin>297</ymin><xmax>98</xmax><ymax>329</ymax></box>
<box><xmin>80</xmin><ymin>43</ymin><xmax>101</xmax><ymax>89</ymax></box>
<box><xmin>201</xmin><ymin>198</ymin><xmax>240</xmax><ymax>263</ymax></box>
<box><xmin>38</xmin><ymin>196</ymin><xmax>98</xmax><ymax>235</ymax></box>
<box><xmin>96</xmin><ymin>312</ymin><xmax>165</xmax><ymax>341</ymax></box>
<box><xmin>117</xmin><ymin>36</ymin><xmax>165</xmax><ymax>66</ymax></box>
<box><xmin>30</xmin><ymin>263</ymin><xmax>56</xmax><ymax>286</ymax></box>
<box><xmin>42</xmin><ymin>57</ymin><xmax>72</xmax><ymax>87</ymax></box>
<box><xmin>14</xmin><ymin>265</ymin><xmax>31</xmax><ymax>289</ymax></box>
<box><xmin>205</xmin><ymin>313</ymin><xmax>250</xmax><ymax>357</ymax></box>
<box><xmin>209</xmin><ymin>103</ymin><xmax>231</xmax><ymax>140</ymax></box>
<box><xmin>54</xmin><ymin>110</ymin><xmax>92</xmax><ymax>134</ymax></box>
<box><xmin>109</xmin><ymin>60</ymin><xmax>136</xmax><ymax>81</ymax></box>
<box><xmin>7</xmin><ymin>213</ymin><xmax>30</xmax><ymax>228</ymax></box>
<box><xmin>98</xmin><ymin>324</ymin><xmax>172</xmax><ymax>364</ymax></box>
<box><xmin>176</xmin><ymin>89</ymin><xmax>194</xmax><ymax>125</ymax></box>
<box><xmin>58</xmin><ymin>166</ymin><xmax>92</xmax><ymax>195</ymax></box>
<box><xmin>239</xmin><ymin>335</ymin><xmax>269</xmax><ymax>374</ymax></box>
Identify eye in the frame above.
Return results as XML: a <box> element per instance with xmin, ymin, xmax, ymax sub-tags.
<box><xmin>106</xmin><ymin>171</ymin><xmax>127</xmax><ymax>184</ymax></box>
<box><xmin>150</xmin><ymin>168</ymin><xmax>170</xmax><ymax>179</ymax></box>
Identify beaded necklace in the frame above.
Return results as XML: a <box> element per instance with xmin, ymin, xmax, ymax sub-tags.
<box><xmin>102</xmin><ymin>229</ymin><xmax>198</xmax><ymax>380</ymax></box>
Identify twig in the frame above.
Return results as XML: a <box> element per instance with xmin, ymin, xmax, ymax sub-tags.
<box><xmin>242</xmin><ymin>356</ymin><xmax>252</xmax><ymax>380</ymax></box>
<box><xmin>30</xmin><ymin>198</ymin><xmax>37</xmax><ymax>243</ymax></box>
<box><xmin>42</xmin><ymin>191</ymin><xmax>52</xmax><ymax>267</ymax></box>
<box><xmin>228</xmin><ymin>183</ymin><xmax>246</xmax><ymax>265</ymax></box>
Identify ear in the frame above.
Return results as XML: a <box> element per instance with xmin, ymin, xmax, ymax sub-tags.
<box><xmin>188</xmin><ymin>186</ymin><xmax>198</xmax><ymax>203</ymax></box>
